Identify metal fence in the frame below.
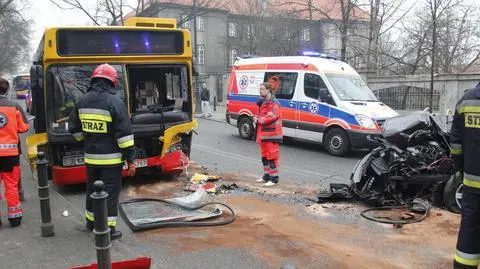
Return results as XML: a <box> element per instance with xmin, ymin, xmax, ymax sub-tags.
<box><xmin>374</xmin><ymin>86</ymin><xmax>440</xmax><ymax>112</ymax></box>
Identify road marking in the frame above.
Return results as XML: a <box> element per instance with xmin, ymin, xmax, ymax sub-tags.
<box><xmin>192</xmin><ymin>144</ymin><xmax>347</xmax><ymax>180</ymax></box>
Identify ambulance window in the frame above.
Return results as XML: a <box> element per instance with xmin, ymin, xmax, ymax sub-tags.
<box><xmin>304</xmin><ymin>73</ymin><xmax>327</xmax><ymax>100</ymax></box>
<box><xmin>264</xmin><ymin>72</ymin><xmax>297</xmax><ymax>100</ymax></box>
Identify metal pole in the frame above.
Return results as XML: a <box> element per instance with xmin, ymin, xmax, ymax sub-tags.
<box><xmin>37</xmin><ymin>152</ymin><xmax>54</xmax><ymax>237</ymax></box>
<box><xmin>429</xmin><ymin>0</ymin><xmax>437</xmax><ymax>112</ymax></box>
<box><xmin>193</xmin><ymin>0</ymin><xmax>202</xmax><ymax>114</ymax></box>
<box><xmin>214</xmin><ymin>96</ymin><xmax>217</xmax><ymax>111</ymax></box>
<box><xmin>91</xmin><ymin>180</ymin><xmax>112</xmax><ymax>269</ymax></box>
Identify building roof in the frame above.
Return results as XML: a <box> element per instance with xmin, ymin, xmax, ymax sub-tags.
<box><xmin>125</xmin><ymin>0</ymin><xmax>369</xmax><ymax>22</ymax></box>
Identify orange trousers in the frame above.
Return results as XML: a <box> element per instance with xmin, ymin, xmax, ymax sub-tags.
<box><xmin>0</xmin><ymin>165</ymin><xmax>22</xmax><ymax>219</ymax></box>
<box><xmin>259</xmin><ymin>141</ymin><xmax>280</xmax><ymax>183</ymax></box>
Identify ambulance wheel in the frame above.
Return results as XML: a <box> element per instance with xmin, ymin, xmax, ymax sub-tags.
<box><xmin>324</xmin><ymin>128</ymin><xmax>350</xmax><ymax>156</ymax></box>
<box><xmin>238</xmin><ymin>117</ymin><xmax>254</xmax><ymax>140</ymax></box>
<box><xmin>443</xmin><ymin>171</ymin><xmax>463</xmax><ymax>214</ymax></box>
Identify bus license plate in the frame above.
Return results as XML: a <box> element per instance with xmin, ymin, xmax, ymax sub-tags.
<box><xmin>123</xmin><ymin>159</ymin><xmax>147</xmax><ymax>169</ymax></box>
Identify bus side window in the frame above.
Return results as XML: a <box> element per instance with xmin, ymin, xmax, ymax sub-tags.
<box><xmin>263</xmin><ymin>72</ymin><xmax>298</xmax><ymax>100</ymax></box>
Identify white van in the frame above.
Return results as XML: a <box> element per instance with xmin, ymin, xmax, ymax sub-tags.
<box><xmin>225</xmin><ymin>53</ymin><xmax>399</xmax><ymax>156</ymax></box>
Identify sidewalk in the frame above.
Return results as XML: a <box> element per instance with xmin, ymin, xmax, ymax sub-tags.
<box><xmin>0</xmin><ymin>156</ymin><xmax>138</xmax><ymax>269</ymax></box>
<box><xmin>195</xmin><ymin>104</ymin><xmax>227</xmax><ymax>124</ymax></box>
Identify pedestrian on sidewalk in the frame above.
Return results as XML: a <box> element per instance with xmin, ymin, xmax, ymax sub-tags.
<box><xmin>200</xmin><ymin>82</ymin><xmax>212</xmax><ymax>117</ymax></box>
<box><xmin>0</xmin><ymin>77</ymin><xmax>29</xmax><ymax>227</ymax></box>
<box><xmin>68</xmin><ymin>64</ymin><xmax>136</xmax><ymax>240</ymax></box>
<box><xmin>254</xmin><ymin>78</ymin><xmax>282</xmax><ymax>187</ymax></box>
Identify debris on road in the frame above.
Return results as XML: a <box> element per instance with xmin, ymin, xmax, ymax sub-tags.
<box><xmin>119</xmin><ymin>189</ymin><xmax>235</xmax><ymax>232</ymax></box>
<box><xmin>190</xmin><ymin>172</ymin><xmax>221</xmax><ymax>183</ymax></box>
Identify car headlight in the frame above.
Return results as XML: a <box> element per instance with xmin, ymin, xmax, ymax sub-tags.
<box><xmin>355</xmin><ymin>114</ymin><xmax>376</xmax><ymax>129</ymax></box>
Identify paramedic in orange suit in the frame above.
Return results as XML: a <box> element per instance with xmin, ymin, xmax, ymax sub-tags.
<box><xmin>0</xmin><ymin>78</ymin><xmax>29</xmax><ymax>227</ymax></box>
<box><xmin>254</xmin><ymin>81</ymin><xmax>283</xmax><ymax>187</ymax></box>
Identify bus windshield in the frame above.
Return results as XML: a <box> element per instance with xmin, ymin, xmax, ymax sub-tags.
<box><xmin>47</xmin><ymin>64</ymin><xmax>125</xmax><ymax>132</ymax></box>
<box><xmin>13</xmin><ymin>76</ymin><xmax>30</xmax><ymax>91</ymax></box>
<box><xmin>326</xmin><ymin>74</ymin><xmax>377</xmax><ymax>102</ymax></box>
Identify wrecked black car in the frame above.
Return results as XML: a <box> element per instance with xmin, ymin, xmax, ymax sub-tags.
<box><xmin>346</xmin><ymin>111</ymin><xmax>463</xmax><ymax>214</ymax></box>
<box><xmin>350</xmin><ymin>111</ymin><xmax>463</xmax><ymax>213</ymax></box>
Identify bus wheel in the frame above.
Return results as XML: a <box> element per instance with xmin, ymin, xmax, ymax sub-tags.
<box><xmin>324</xmin><ymin>128</ymin><xmax>350</xmax><ymax>156</ymax></box>
<box><xmin>238</xmin><ymin>117</ymin><xmax>254</xmax><ymax>140</ymax></box>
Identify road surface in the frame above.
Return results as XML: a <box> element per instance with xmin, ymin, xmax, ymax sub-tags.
<box><xmin>191</xmin><ymin>118</ymin><xmax>363</xmax><ymax>187</ymax></box>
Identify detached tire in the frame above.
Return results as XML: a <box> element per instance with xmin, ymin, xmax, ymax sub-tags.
<box><xmin>443</xmin><ymin>171</ymin><xmax>463</xmax><ymax>214</ymax></box>
<box><xmin>238</xmin><ymin>117</ymin><xmax>254</xmax><ymax>140</ymax></box>
<box><xmin>324</xmin><ymin>128</ymin><xmax>350</xmax><ymax>156</ymax></box>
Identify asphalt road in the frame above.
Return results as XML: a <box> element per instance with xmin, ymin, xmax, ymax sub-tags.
<box><xmin>191</xmin><ymin>118</ymin><xmax>364</xmax><ymax>187</ymax></box>
<box><xmin>13</xmin><ymin>98</ymin><xmax>456</xmax><ymax>269</ymax></box>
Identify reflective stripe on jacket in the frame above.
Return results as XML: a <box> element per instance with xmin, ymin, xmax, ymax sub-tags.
<box><xmin>450</xmin><ymin>86</ymin><xmax>480</xmax><ymax>190</ymax></box>
<box><xmin>0</xmin><ymin>96</ymin><xmax>29</xmax><ymax>157</ymax></box>
<box><xmin>256</xmin><ymin>96</ymin><xmax>282</xmax><ymax>142</ymax></box>
<box><xmin>68</xmin><ymin>80</ymin><xmax>135</xmax><ymax>166</ymax></box>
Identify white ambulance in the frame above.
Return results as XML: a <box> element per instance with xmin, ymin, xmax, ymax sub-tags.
<box><xmin>225</xmin><ymin>53</ymin><xmax>399</xmax><ymax>156</ymax></box>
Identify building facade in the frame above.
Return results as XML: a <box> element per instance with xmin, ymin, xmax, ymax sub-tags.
<box><xmin>133</xmin><ymin>0</ymin><xmax>370</xmax><ymax>103</ymax></box>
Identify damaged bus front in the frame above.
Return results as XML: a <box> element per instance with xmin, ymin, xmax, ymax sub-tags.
<box><xmin>28</xmin><ymin>17</ymin><xmax>197</xmax><ymax>185</ymax></box>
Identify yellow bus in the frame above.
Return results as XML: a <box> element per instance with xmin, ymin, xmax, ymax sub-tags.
<box><xmin>28</xmin><ymin>17</ymin><xmax>197</xmax><ymax>185</ymax></box>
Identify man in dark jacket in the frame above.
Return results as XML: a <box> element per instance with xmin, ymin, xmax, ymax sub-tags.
<box><xmin>450</xmin><ymin>83</ymin><xmax>480</xmax><ymax>268</ymax></box>
<box><xmin>68</xmin><ymin>64</ymin><xmax>136</xmax><ymax>240</ymax></box>
<box><xmin>200</xmin><ymin>82</ymin><xmax>212</xmax><ymax>117</ymax></box>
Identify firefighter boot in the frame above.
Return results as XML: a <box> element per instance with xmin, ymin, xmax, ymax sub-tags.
<box><xmin>9</xmin><ymin>216</ymin><xmax>22</xmax><ymax>227</ymax></box>
<box><xmin>110</xmin><ymin>226</ymin><xmax>122</xmax><ymax>240</ymax></box>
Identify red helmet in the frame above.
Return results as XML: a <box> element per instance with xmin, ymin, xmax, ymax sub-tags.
<box><xmin>91</xmin><ymin>64</ymin><xmax>118</xmax><ymax>86</ymax></box>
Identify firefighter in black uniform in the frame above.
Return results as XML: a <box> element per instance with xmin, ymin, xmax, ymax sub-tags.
<box><xmin>68</xmin><ymin>64</ymin><xmax>136</xmax><ymax>240</ymax></box>
<box><xmin>451</xmin><ymin>83</ymin><xmax>480</xmax><ymax>268</ymax></box>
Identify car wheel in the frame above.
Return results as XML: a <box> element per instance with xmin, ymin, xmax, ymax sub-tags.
<box><xmin>324</xmin><ymin>128</ymin><xmax>350</xmax><ymax>156</ymax></box>
<box><xmin>238</xmin><ymin>117</ymin><xmax>254</xmax><ymax>140</ymax></box>
<box><xmin>443</xmin><ymin>171</ymin><xmax>463</xmax><ymax>214</ymax></box>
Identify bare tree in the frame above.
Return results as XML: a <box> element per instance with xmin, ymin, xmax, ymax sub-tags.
<box><xmin>281</xmin><ymin>0</ymin><xmax>368</xmax><ymax>61</ymax></box>
<box><xmin>0</xmin><ymin>0</ymin><xmax>31</xmax><ymax>75</ymax></box>
<box><xmin>356</xmin><ymin>0</ymin><xmax>413</xmax><ymax>74</ymax></box>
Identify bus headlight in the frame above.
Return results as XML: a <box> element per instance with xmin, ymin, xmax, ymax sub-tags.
<box><xmin>355</xmin><ymin>114</ymin><xmax>376</xmax><ymax>129</ymax></box>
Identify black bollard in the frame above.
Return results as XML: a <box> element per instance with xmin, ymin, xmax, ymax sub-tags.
<box><xmin>37</xmin><ymin>152</ymin><xmax>54</xmax><ymax>237</ymax></box>
<box><xmin>214</xmin><ymin>96</ymin><xmax>217</xmax><ymax>111</ymax></box>
<box><xmin>91</xmin><ymin>180</ymin><xmax>112</xmax><ymax>269</ymax></box>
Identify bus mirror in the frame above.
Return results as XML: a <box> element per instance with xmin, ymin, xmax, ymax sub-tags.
<box><xmin>30</xmin><ymin>65</ymin><xmax>43</xmax><ymax>89</ymax></box>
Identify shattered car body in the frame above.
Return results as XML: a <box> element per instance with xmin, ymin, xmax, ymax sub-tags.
<box><xmin>350</xmin><ymin>111</ymin><xmax>463</xmax><ymax>213</ymax></box>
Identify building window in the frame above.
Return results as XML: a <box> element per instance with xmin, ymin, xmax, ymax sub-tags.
<box><xmin>230</xmin><ymin>49</ymin><xmax>237</xmax><ymax>66</ymax></box>
<box><xmin>247</xmin><ymin>25</ymin><xmax>255</xmax><ymax>39</ymax></box>
<box><xmin>181</xmin><ymin>14</ymin><xmax>191</xmax><ymax>29</ymax></box>
<box><xmin>196</xmin><ymin>16</ymin><xmax>205</xmax><ymax>31</ymax></box>
<box><xmin>198</xmin><ymin>44</ymin><xmax>205</xmax><ymax>65</ymax></box>
<box><xmin>266</xmin><ymin>25</ymin><xmax>274</xmax><ymax>38</ymax></box>
<box><xmin>301</xmin><ymin>28</ymin><xmax>310</xmax><ymax>41</ymax></box>
<box><xmin>229</xmin><ymin>22</ymin><xmax>237</xmax><ymax>37</ymax></box>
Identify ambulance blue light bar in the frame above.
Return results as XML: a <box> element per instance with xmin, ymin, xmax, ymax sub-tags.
<box><xmin>300</xmin><ymin>51</ymin><xmax>338</xmax><ymax>60</ymax></box>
